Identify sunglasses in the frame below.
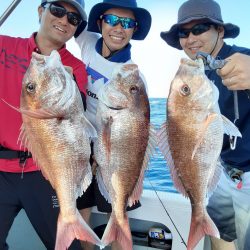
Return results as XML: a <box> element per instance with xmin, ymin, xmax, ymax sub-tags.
<box><xmin>100</xmin><ymin>14</ymin><xmax>137</xmax><ymax>29</ymax></box>
<box><xmin>43</xmin><ymin>3</ymin><xmax>82</xmax><ymax>26</ymax></box>
<box><xmin>178</xmin><ymin>23</ymin><xmax>213</xmax><ymax>38</ymax></box>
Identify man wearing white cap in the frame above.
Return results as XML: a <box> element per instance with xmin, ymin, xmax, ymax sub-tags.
<box><xmin>0</xmin><ymin>1</ymin><xmax>88</xmax><ymax>249</ymax></box>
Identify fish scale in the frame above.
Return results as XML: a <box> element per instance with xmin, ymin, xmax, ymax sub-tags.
<box><xmin>158</xmin><ymin>58</ymin><xmax>242</xmax><ymax>250</ymax></box>
<box><xmin>17</xmin><ymin>50</ymin><xmax>102</xmax><ymax>249</ymax></box>
<box><xmin>94</xmin><ymin>64</ymin><xmax>156</xmax><ymax>250</ymax></box>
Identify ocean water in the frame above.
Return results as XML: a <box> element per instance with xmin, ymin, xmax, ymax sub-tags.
<box><xmin>143</xmin><ymin>98</ymin><xmax>177</xmax><ymax>193</ymax></box>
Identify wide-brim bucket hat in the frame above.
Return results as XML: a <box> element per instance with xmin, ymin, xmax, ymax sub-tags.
<box><xmin>87</xmin><ymin>0</ymin><xmax>152</xmax><ymax>40</ymax></box>
<box><xmin>41</xmin><ymin>0</ymin><xmax>87</xmax><ymax>21</ymax></box>
<box><xmin>160</xmin><ymin>0</ymin><xmax>240</xmax><ymax>50</ymax></box>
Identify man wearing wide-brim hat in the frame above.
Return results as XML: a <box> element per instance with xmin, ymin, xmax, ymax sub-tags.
<box><xmin>74</xmin><ymin>0</ymin><xmax>152</xmax><ymax>249</ymax></box>
<box><xmin>161</xmin><ymin>1</ymin><xmax>250</xmax><ymax>250</ymax></box>
<box><xmin>160</xmin><ymin>0</ymin><xmax>239</xmax><ymax>52</ymax></box>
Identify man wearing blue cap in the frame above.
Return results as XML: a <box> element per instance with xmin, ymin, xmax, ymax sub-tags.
<box><xmin>161</xmin><ymin>0</ymin><xmax>250</xmax><ymax>250</ymax></box>
<box><xmin>74</xmin><ymin>0</ymin><xmax>151</xmax><ymax>249</ymax></box>
<box><xmin>0</xmin><ymin>1</ymin><xmax>88</xmax><ymax>249</ymax></box>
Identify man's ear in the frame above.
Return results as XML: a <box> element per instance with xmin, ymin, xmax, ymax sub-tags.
<box><xmin>217</xmin><ymin>25</ymin><xmax>225</xmax><ymax>38</ymax></box>
<box><xmin>133</xmin><ymin>26</ymin><xmax>138</xmax><ymax>35</ymax></box>
<box><xmin>38</xmin><ymin>6</ymin><xmax>43</xmax><ymax>23</ymax></box>
<box><xmin>97</xmin><ymin>20</ymin><xmax>102</xmax><ymax>32</ymax></box>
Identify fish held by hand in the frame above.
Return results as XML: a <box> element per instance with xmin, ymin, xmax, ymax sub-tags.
<box><xmin>158</xmin><ymin>58</ymin><xmax>241</xmax><ymax>250</ymax></box>
<box><xmin>17</xmin><ymin>51</ymin><xmax>101</xmax><ymax>249</ymax></box>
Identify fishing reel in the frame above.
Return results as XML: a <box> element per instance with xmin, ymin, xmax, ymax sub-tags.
<box><xmin>148</xmin><ymin>227</ymin><xmax>172</xmax><ymax>249</ymax></box>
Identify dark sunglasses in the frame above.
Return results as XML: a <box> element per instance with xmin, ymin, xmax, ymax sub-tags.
<box><xmin>178</xmin><ymin>23</ymin><xmax>213</xmax><ymax>38</ymax></box>
<box><xmin>43</xmin><ymin>3</ymin><xmax>82</xmax><ymax>26</ymax></box>
<box><xmin>100</xmin><ymin>14</ymin><xmax>137</xmax><ymax>29</ymax></box>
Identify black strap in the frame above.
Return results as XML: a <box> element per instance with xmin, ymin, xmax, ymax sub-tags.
<box><xmin>0</xmin><ymin>145</ymin><xmax>32</xmax><ymax>164</ymax></box>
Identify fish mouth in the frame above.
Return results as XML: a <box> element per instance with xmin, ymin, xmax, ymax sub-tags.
<box><xmin>98</xmin><ymin>88</ymin><xmax>127</xmax><ymax>110</ymax></box>
<box><xmin>104</xmin><ymin>103</ymin><xmax>125</xmax><ymax>110</ymax></box>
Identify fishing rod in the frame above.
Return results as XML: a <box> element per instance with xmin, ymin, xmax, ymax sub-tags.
<box><xmin>145</xmin><ymin>175</ymin><xmax>188</xmax><ymax>248</ymax></box>
<box><xmin>0</xmin><ymin>0</ymin><xmax>22</xmax><ymax>27</ymax></box>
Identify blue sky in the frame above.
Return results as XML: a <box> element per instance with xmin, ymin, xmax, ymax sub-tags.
<box><xmin>1</xmin><ymin>0</ymin><xmax>250</xmax><ymax>97</ymax></box>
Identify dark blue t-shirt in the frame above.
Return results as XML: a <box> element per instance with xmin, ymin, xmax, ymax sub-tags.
<box><xmin>205</xmin><ymin>43</ymin><xmax>250</xmax><ymax>172</ymax></box>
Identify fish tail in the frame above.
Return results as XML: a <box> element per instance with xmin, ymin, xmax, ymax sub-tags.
<box><xmin>101</xmin><ymin>214</ymin><xmax>133</xmax><ymax>250</ymax></box>
<box><xmin>187</xmin><ymin>211</ymin><xmax>220</xmax><ymax>250</ymax></box>
<box><xmin>55</xmin><ymin>211</ymin><xmax>103</xmax><ymax>250</ymax></box>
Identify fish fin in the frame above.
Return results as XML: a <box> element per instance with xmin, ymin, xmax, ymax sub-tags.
<box><xmin>101</xmin><ymin>214</ymin><xmax>133</xmax><ymax>250</ymax></box>
<box><xmin>187</xmin><ymin>210</ymin><xmax>220</xmax><ymax>250</ymax></box>
<box><xmin>79</xmin><ymin>162</ymin><xmax>93</xmax><ymax>197</ymax></box>
<box><xmin>192</xmin><ymin>113</ymin><xmax>218</xmax><ymax>159</ymax></box>
<box><xmin>128</xmin><ymin>124</ymin><xmax>157</xmax><ymax>205</ymax></box>
<box><xmin>101</xmin><ymin>116</ymin><xmax>113</xmax><ymax>163</ymax></box>
<box><xmin>19</xmin><ymin>123</ymin><xmax>44</xmax><ymax>168</ymax></box>
<box><xmin>221</xmin><ymin>115</ymin><xmax>242</xmax><ymax>138</ymax></box>
<box><xmin>96</xmin><ymin>168</ymin><xmax>112</xmax><ymax>203</ymax></box>
<box><xmin>170</xmin><ymin>166</ymin><xmax>189</xmax><ymax>198</ymax></box>
<box><xmin>20</xmin><ymin>108</ymin><xmax>61</xmax><ymax>119</ymax></box>
<box><xmin>1</xmin><ymin>99</ymin><xmax>20</xmax><ymax>113</ymax></box>
<box><xmin>207</xmin><ymin>160</ymin><xmax>222</xmax><ymax>195</ymax></box>
<box><xmin>18</xmin><ymin>124</ymin><xmax>31</xmax><ymax>152</ymax></box>
<box><xmin>55</xmin><ymin>210</ymin><xmax>103</xmax><ymax>250</ymax></box>
<box><xmin>157</xmin><ymin>122</ymin><xmax>169</xmax><ymax>158</ymax></box>
<box><xmin>83</xmin><ymin>116</ymin><xmax>97</xmax><ymax>139</ymax></box>
<box><xmin>18</xmin><ymin>124</ymin><xmax>53</xmax><ymax>182</ymax></box>
<box><xmin>157</xmin><ymin>122</ymin><xmax>171</xmax><ymax>162</ymax></box>
<box><xmin>157</xmin><ymin>122</ymin><xmax>188</xmax><ymax>196</ymax></box>
<box><xmin>157</xmin><ymin>122</ymin><xmax>175</xmax><ymax>166</ymax></box>
<box><xmin>2</xmin><ymin>98</ymin><xmax>61</xmax><ymax>119</ymax></box>
<box><xmin>2</xmin><ymin>97</ymin><xmax>61</xmax><ymax>119</ymax></box>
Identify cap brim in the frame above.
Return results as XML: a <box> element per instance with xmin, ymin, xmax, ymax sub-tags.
<box><xmin>160</xmin><ymin>24</ymin><xmax>182</xmax><ymax>50</ymax></box>
<box><xmin>45</xmin><ymin>0</ymin><xmax>87</xmax><ymax>21</ymax></box>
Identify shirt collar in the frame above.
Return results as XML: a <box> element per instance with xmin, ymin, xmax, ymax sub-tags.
<box><xmin>28</xmin><ymin>32</ymin><xmax>67</xmax><ymax>54</ymax></box>
<box><xmin>95</xmin><ymin>37</ymin><xmax>131</xmax><ymax>63</ymax></box>
<box><xmin>216</xmin><ymin>43</ymin><xmax>231</xmax><ymax>60</ymax></box>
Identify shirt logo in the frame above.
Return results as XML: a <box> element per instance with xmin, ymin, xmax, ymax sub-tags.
<box><xmin>0</xmin><ymin>48</ymin><xmax>28</xmax><ymax>74</ymax></box>
<box><xmin>86</xmin><ymin>89</ymin><xmax>98</xmax><ymax>100</ymax></box>
<box><xmin>51</xmin><ymin>195</ymin><xmax>59</xmax><ymax>208</ymax></box>
<box><xmin>86</xmin><ymin>66</ymin><xmax>108</xmax><ymax>84</ymax></box>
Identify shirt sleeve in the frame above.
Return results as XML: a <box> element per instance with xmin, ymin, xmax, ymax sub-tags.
<box><xmin>75</xmin><ymin>27</ymin><xmax>100</xmax><ymax>65</ymax></box>
<box><xmin>73</xmin><ymin>60</ymin><xmax>88</xmax><ymax>96</ymax></box>
<box><xmin>139</xmin><ymin>72</ymin><xmax>149</xmax><ymax>94</ymax></box>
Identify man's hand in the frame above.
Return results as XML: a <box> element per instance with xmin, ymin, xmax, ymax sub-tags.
<box><xmin>217</xmin><ymin>53</ymin><xmax>250</xmax><ymax>91</ymax></box>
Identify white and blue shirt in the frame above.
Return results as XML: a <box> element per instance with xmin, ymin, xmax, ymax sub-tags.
<box><xmin>76</xmin><ymin>30</ymin><xmax>147</xmax><ymax>128</ymax></box>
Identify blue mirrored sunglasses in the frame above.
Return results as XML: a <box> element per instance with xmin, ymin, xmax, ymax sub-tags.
<box><xmin>100</xmin><ymin>14</ymin><xmax>137</xmax><ymax>29</ymax></box>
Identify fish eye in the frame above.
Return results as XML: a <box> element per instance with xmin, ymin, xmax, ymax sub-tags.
<box><xmin>130</xmin><ymin>85</ymin><xmax>139</xmax><ymax>94</ymax></box>
<box><xmin>180</xmin><ymin>84</ymin><xmax>190</xmax><ymax>96</ymax></box>
<box><xmin>26</xmin><ymin>82</ymin><xmax>36</xmax><ymax>93</ymax></box>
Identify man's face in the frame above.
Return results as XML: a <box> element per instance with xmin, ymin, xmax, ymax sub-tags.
<box><xmin>99</xmin><ymin>8</ymin><xmax>136</xmax><ymax>57</ymax></box>
<box><xmin>38</xmin><ymin>1</ymin><xmax>79</xmax><ymax>46</ymax></box>
<box><xmin>179</xmin><ymin>20</ymin><xmax>224</xmax><ymax>60</ymax></box>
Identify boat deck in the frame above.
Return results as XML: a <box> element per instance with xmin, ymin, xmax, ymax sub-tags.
<box><xmin>7</xmin><ymin>190</ymin><xmax>207</xmax><ymax>250</ymax></box>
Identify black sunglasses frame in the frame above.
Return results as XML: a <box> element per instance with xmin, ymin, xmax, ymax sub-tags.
<box><xmin>178</xmin><ymin>23</ymin><xmax>214</xmax><ymax>39</ymax></box>
<box><xmin>42</xmin><ymin>2</ymin><xmax>82</xmax><ymax>27</ymax></box>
